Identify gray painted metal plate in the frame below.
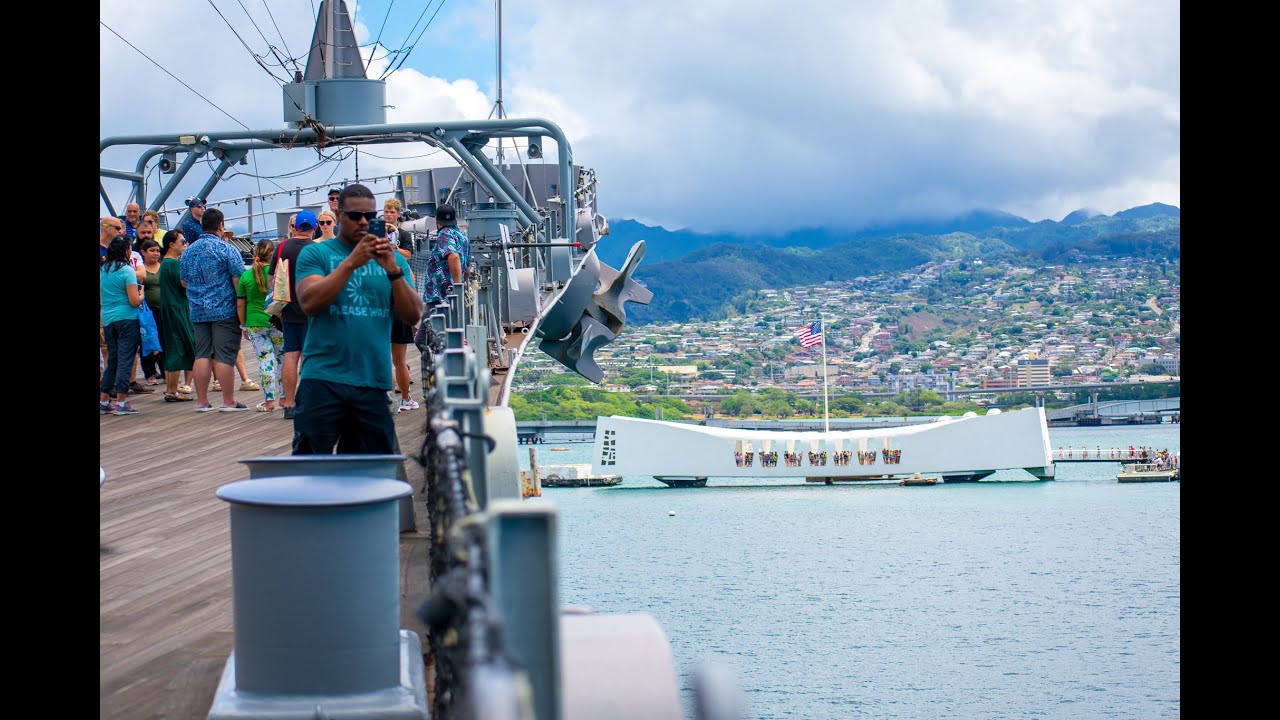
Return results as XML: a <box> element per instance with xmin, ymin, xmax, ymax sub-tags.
<box><xmin>217</xmin><ymin>475</ymin><xmax>411</xmax><ymax>507</ymax></box>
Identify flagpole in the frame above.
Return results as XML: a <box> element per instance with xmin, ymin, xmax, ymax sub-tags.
<box><xmin>820</xmin><ymin>311</ymin><xmax>830</xmax><ymax>433</ymax></box>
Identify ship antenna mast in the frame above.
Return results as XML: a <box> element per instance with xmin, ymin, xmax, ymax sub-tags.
<box><xmin>493</xmin><ymin>0</ymin><xmax>506</xmax><ymax>166</ymax></box>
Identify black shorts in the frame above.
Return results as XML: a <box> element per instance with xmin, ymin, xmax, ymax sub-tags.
<box><xmin>291</xmin><ymin>378</ymin><xmax>398</xmax><ymax>455</ymax></box>
<box><xmin>391</xmin><ymin>317</ymin><xmax>414</xmax><ymax>344</ymax></box>
<box><xmin>283</xmin><ymin>320</ymin><xmax>309</xmax><ymax>353</ymax></box>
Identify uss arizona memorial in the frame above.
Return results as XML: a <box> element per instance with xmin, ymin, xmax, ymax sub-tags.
<box><xmin>592</xmin><ymin>407</ymin><xmax>1055</xmax><ymax>487</ymax></box>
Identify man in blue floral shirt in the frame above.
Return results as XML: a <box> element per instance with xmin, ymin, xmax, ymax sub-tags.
<box><xmin>179</xmin><ymin>206</ymin><xmax>249</xmax><ymax>412</ymax></box>
<box><xmin>422</xmin><ymin>204</ymin><xmax>470</xmax><ymax>306</ymax></box>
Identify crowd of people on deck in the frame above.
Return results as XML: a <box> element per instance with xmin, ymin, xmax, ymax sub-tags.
<box><xmin>100</xmin><ymin>189</ymin><xmax>470</xmax><ymax>456</ymax></box>
<box><xmin>881</xmin><ymin>449</ymin><xmax>902</xmax><ymax>464</ymax></box>
<box><xmin>742</xmin><ymin>445</ymin><xmax>880</xmax><ymax>468</ymax></box>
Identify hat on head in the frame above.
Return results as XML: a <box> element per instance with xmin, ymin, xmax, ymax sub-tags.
<box><xmin>328</xmin><ymin>188</ymin><xmax>341</xmax><ymax>197</ymax></box>
<box><xmin>295</xmin><ymin>209</ymin><xmax>318</xmax><ymax>231</ymax></box>
<box><xmin>185</xmin><ymin>196</ymin><xmax>206</xmax><ymax>208</ymax></box>
<box><xmin>435</xmin><ymin>204</ymin><xmax>458</xmax><ymax>227</ymax></box>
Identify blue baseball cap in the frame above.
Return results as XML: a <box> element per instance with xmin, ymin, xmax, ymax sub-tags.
<box><xmin>294</xmin><ymin>209</ymin><xmax>318</xmax><ymax>231</ymax></box>
<box><xmin>185</xmin><ymin>196</ymin><xmax>206</xmax><ymax>208</ymax></box>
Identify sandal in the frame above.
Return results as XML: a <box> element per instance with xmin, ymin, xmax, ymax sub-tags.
<box><xmin>178</xmin><ymin>384</ymin><xmax>193</xmax><ymax>394</ymax></box>
<box><xmin>255</xmin><ymin>401</ymin><xmax>276</xmax><ymax>413</ymax></box>
<box><xmin>241</xmin><ymin>380</ymin><xmax>262</xmax><ymax>391</ymax></box>
<box><xmin>164</xmin><ymin>393</ymin><xmax>194</xmax><ymax>402</ymax></box>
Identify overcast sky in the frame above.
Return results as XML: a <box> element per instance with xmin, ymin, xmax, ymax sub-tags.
<box><xmin>100</xmin><ymin>0</ymin><xmax>1179</xmax><ymax>233</ymax></box>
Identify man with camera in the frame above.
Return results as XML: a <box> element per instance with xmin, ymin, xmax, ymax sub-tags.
<box><xmin>291</xmin><ymin>184</ymin><xmax>423</xmax><ymax>454</ymax></box>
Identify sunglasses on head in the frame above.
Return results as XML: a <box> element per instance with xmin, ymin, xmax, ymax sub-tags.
<box><xmin>343</xmin><ymin>211</ymin><xmax>379</xmax><ymax>222</ymax></box>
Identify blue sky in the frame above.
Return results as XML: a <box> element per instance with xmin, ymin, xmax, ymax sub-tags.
<box><xmin>100</xmin><ymin>1</ymin><xmax>1180</xmax><ymax>234</ymax></box>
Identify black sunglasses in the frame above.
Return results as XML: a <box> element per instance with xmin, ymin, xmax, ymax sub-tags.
<box><xmin>343</xmin><ymin>211</ymin><xmax>379</xmax><ymax>222</ymax></box>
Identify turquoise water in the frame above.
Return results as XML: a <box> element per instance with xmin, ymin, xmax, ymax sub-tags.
<box><xmin>522</xmin><ymin>423</ymin><xmax>1180</xmax><ymax>719</ymax></box>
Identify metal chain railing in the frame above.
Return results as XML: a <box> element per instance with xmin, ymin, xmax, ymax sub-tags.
<box><xmin>412</xmin><ymin>300</ymin><xmax>535</xmax><ymax>720</ymax></box>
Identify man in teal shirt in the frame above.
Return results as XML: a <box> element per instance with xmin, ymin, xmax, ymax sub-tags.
<box><xmin>292</xmin><ymin>183</ymin><xmax>424</xmax><ymax>454</ymax></box>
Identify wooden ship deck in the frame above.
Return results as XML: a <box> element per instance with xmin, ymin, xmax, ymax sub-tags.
<box><xmin>99</xmin><ymin>341</ymin><xmax>433</xmax><ymax>719</ymax></box>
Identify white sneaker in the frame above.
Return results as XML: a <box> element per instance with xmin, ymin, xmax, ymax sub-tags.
<box><xmin>398</xmin><ymin>398</ymin><xmax>419</xmax><ymax>413</ymax></box>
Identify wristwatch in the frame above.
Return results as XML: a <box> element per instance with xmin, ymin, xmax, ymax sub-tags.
<box><xmin>386</xmin><ymin>269</ymin><xmax>405</xmax><ymax>282</ymax></box>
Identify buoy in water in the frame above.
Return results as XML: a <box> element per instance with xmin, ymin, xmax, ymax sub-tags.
<box><xmin>668</xmin><ymin>510</ymin><xmax>675</xmax><ymax>516</ymax></box>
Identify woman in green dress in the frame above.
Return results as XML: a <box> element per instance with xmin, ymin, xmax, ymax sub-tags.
<box><xmin>158</xmin><ymin>229</ymin><xmax>196</xmax><ymax>401</ymax></box>
<box><xmin>135</xmin><ymin>238</ymin><xmax>165</xmax><ymax>384</ymax></box>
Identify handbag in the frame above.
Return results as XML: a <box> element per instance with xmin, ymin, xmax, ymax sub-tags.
<box><xmin>138</xmin><ymin>298</ymin><xmax>163</xmax><ymax>356</ymax></box>
<box><xmin>265</xmin><ymin>257</ymin><xmax>290</xmax><ymax>316</ymax></box>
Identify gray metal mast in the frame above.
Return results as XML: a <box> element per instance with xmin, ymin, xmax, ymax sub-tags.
<box><xmin>495</xmin><ymin>0</ymin><xmax>506</xmax><ymax>167</ymax></box>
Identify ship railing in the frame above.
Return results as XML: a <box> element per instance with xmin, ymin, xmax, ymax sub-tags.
<box><xmin>413</xmin><ymin>287</ymin><xmax>552</xmax><ymax>720</ymax></box>
<box><xmin>1052</xmin><ymin>447</ymin><xmax>1177</xmax><ymax>461</ymax></box>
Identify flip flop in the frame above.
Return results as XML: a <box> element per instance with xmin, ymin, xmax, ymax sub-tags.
<box><xmin>164</xmin><ymin>393</ymin><xmax>194</xmax><ymax>402</ymax></box>
<box><xmin>255</xmin><ymin>401</ymin><xmax>276</xmax><ymax>413</ymax></box>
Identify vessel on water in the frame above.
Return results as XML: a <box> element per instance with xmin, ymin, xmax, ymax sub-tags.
<box><xmin>540</xmin><ymin>463</ymin><xmax>624</xmax><ymax>487</ymax></box>
<box><xmin>900</xmin><ymin>472</ymin><xmax>939</xmax><ymax>486</ymax></box>
<box><xmin>593</xmin><ymin>407</ymin><xmax>1056</xmax><ymax>487</ymax></box>
<box><xmin>1117</xmin><ymin>463</ymin><xmax>1180</xmax><ymax>483</ymax></box>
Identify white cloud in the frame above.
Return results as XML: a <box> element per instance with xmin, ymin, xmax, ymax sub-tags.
<box><xmin>100</xmin><ymin>0</ymin><xmax>1179</xmax><ymax>233</ymax></box>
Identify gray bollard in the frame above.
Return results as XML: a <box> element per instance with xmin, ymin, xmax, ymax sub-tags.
<box><xmin>208</xmin><ymin>474</ymin><xmax>429</xmax><ymax>720</ymax></box>
<box><xmin>239</xmin><ymin>454</ymin><xmax>415</xmax><ymax>533</ymax></box>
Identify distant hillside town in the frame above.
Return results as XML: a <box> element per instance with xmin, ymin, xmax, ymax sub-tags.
<box><xmin>513</xmin><ymin>253</ymin><xmax>1179</xmax><ymax>402</ymax></box>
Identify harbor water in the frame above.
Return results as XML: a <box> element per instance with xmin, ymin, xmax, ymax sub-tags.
<box><xmin>522</xmin><ymin>423</ymin><xmax>1180</xmax><ymax>719</ymax></box>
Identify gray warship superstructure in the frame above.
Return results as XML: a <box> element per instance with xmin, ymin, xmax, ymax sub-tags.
<box><xmin>99</xmin><ymin>2</ymin><xmax>734</xmax><ymax>718</ymax></box>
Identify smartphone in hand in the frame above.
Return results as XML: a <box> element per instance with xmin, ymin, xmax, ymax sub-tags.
<box><xmin>369</xmin><ymin>219</ymin><xmax>386</xmax><ymax>238</ymax></box>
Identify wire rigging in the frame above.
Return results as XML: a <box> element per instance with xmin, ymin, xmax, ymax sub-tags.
<box><xmin>365</xmin><ymin>0</ymin><xmax>398</xmax><ymax>74</ymax></box>
<box><xmin>205</xmin><ymin>0</ymin><xmax>291</xmax><ymax>83</ymax></box>
<box><xmin>258</xmin><ymin>0</ymin><xmax>301</xmax><ymax>74</ymax></box>
<box><xmin>100</xmin><ymin>20</ymin><xmax>251</xmax><ymax>131</ymax></box>
<box><xmin>382</xmin><ymin>0</ymin><xmax>448</xmax><ymax>80</ymax></box>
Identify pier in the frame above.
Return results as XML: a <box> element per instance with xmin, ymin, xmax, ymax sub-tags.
<box><xmin>1053</xmin><ymin>447</ymin><xmax>1179</xmax><ymax>463</ymax></box>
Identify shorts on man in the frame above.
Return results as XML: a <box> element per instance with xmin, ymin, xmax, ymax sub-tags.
<box><xmin>292</xmin><ymin>378</ymin><xmax>399</xmax><ymax>454</ymax></box>
<box><xmin>192</xmin><ymin>317</ymin><xmax>242</xmax><ymax>366</ymax></box>
<box><xmin>391</xmin><ymin>317</ymin><xmax>414</xmax><ymax>344</ymax></box>
<box><xmin>283</xmin><ymin>320</ymin><xmax>309</xmax><ymax>354</ymax></box>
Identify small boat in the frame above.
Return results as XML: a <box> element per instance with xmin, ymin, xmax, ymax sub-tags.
<box><xmin>900</xmin><ymin>473</ymin><xmax>939</xmax><ymax>486</ymax></box>
<box><xmin>540</xmin><ymin>463</ymin><xmax>622</xmax><ymax>487</ymax></box>
<box><xmin>550</xmin><ymin>447</ymin><xmax>570</xmax><ymax>451</ymax></box>
<box><xmin>1117</xmin><ymin>463</ymin><xmax>1179</xmax><ymax>483</ymax></box>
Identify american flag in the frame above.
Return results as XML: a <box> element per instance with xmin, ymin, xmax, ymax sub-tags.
<box><xmin>794</xmin><ymin>321</ymin><xmax>823</xmax><ymax>348</ymax></box>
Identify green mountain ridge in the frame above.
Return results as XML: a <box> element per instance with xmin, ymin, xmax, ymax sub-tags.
<box><xmin>627</xmin><ymin>209</ymin><xmax>1180</xmax><ymax>324</ymax></box>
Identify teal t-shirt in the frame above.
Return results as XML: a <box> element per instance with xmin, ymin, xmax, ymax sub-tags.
<box><xmin>100</xmin><ymin>264</ymin><xmax>140</xmax><ymax>326</ymax></box>
<box><xmin>236</xmin><ymin>268</ymin><xmax>272</xmax><ymax>328</ymax></box>
<box><xmin>295</xmin><ymin>239</ymin><xmax>412</xmax><ymax>390</ymax></box>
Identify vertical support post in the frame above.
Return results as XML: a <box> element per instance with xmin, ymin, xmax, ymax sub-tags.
<box><xmin>488</xmin><ymin>501</ymin><xmax>560</xmax><ymax>720</ymax></box>
<box><xmin>246</xmin><ymin>195</ymin><xmax>254</xmax><ymax>237</ymax></box>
